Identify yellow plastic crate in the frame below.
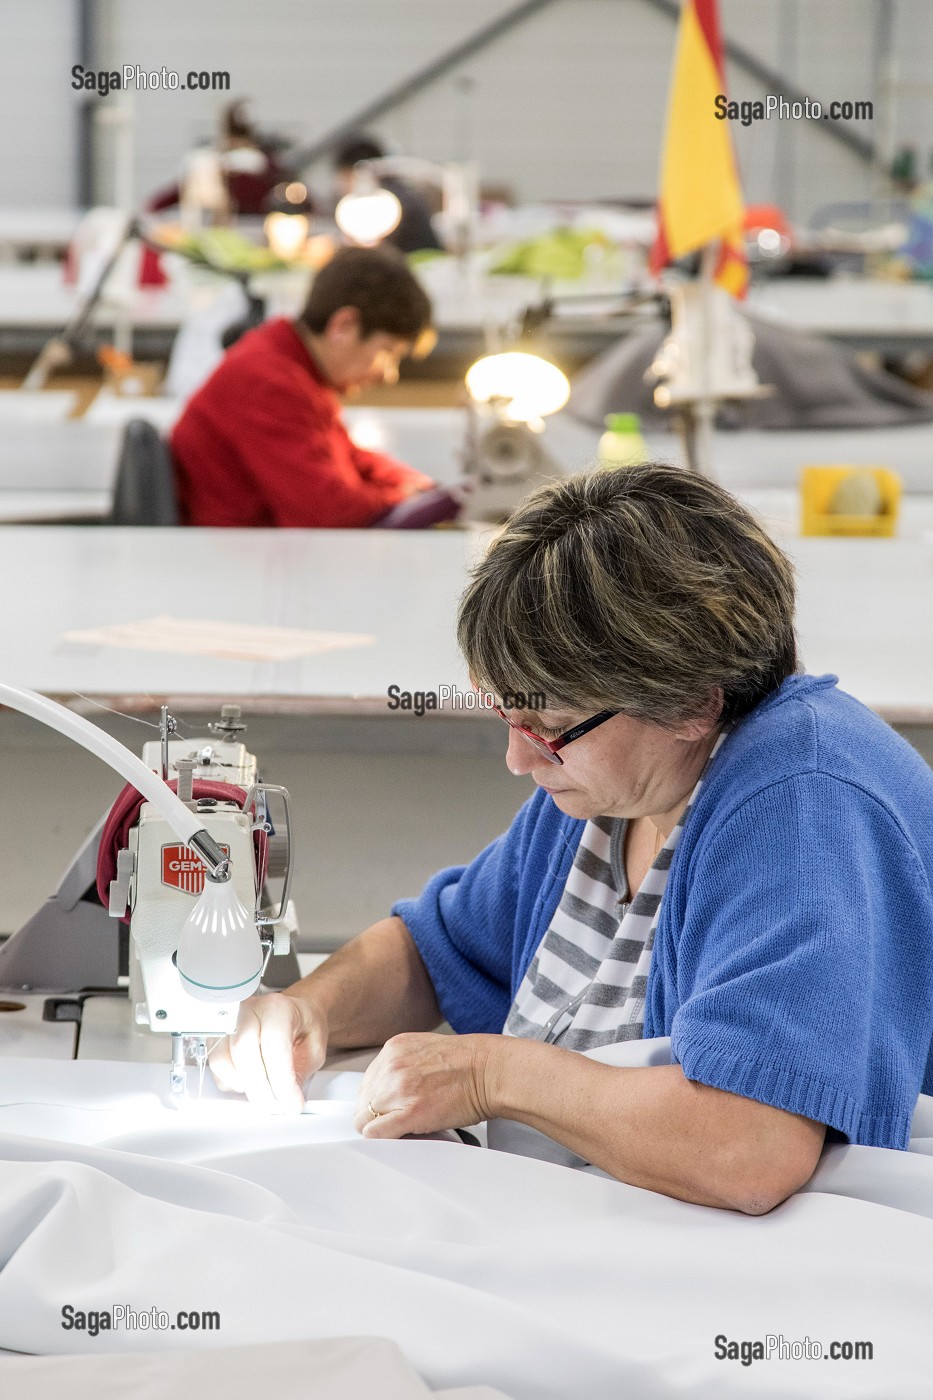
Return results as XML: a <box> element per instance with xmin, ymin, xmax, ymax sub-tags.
<box><xmin>800</xmin><ymin>465</ymin><xmax>901</xmax><ymax>537</ymax></box>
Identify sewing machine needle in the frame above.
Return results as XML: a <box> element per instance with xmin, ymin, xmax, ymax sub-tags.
<box><xmin>195</xmin><ymin>1037</ymin><xmax>208</xmax><ymax>1099</ymax></box>
<box><xmin>170</xmin><ymin>1033</ymin><xmax>186</xmax><ymax>1100</ymax></box>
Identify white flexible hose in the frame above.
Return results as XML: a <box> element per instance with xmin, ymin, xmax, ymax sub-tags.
<box><xmin>0</xmin><ymin>682</ymin><xmax>201</xmax><ymax>844</ymax></box>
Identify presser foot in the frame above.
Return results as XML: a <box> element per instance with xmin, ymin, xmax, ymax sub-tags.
<box><xmin>169</xmin><ymin>1033</ymin><xmax>213</xmax><ymax>1102</ymax></box>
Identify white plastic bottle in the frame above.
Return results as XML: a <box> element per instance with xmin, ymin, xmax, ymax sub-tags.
<box><xmin>597</xmin><ymin>413</ymin><xmax>647</xmax><ymax>468</ymax></box>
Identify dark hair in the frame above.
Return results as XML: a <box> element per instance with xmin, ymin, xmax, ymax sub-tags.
<box><xmin>333</xmin><ymin>133</ymin><xmax>385</xmax><ymax>170</ymax></box>
<box><xmin>299</xmin><ymin>246</ymin><xmax>432</xmax><ymax>341</ymax></box>
<box><xmin>458</xmin><ymin>462</ymin><xmax>799</xmax><ymax>728</ymax></box>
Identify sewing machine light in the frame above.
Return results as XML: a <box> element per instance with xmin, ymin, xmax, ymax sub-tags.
<box><xmin>264</xmin><ymin>211</ymin><xmax>310</xmax><ymax>261</ymax></box>
<box><xmin>465</xmin><ymin>351</ymin><xmax>571</xmax><ymax>424</ymax></box>
<box><xmin>335</xmin><ymin>167</ymin><xmax>402</xmax><ymax>246</ymax></box>
<box><xmin>175</xmin><ymin>873</ymin><xmax>263</xmax><ymax>1004</ymax></box>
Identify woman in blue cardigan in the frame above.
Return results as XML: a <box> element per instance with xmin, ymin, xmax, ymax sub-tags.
<box><xmin>211</xmin><ymin>463</ymin><xmax>933</xmax><ymax>1213</ymax></box>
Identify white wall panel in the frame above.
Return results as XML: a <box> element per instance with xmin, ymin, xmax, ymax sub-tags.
<box><xmin>0</xmin><ymin>0</ymin><xmax>77</xmax><ymax>207</ymax></box>
<box><xmin>97</xmin><ymin>0</ymin><xmax>514</xmax><ymax>206</ymax></box>
<box><xmin>3</xmin><ymin>1</ymin><xmax>932</xmax><ymax>225</ymax></box>
<box><xmin>381</xmin><ymin>0</ymin><xmax>672</xmax><ymax>204</ymax></box>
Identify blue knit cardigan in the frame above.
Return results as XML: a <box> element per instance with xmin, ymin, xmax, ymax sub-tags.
<box><xmin>394</xmin><ymin>675</ymin><xmax>933</xmax><ymax>1149</ymax></box>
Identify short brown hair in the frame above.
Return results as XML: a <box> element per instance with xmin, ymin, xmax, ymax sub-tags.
<box><xmin>299</xmin><ymin>245</ymin><xmax>432</xmax><ymax>341</ymax></box>
<box><xmin>458</xmin><ymin>463</ymin><xmax>798</xmax><ymax>727</ymax></box>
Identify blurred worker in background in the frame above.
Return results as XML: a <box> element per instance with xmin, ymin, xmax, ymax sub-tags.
<box><xmin>147</xmin><ymin>99</ymin><xmax>296</xmax><ymax>218</ymax></box>
<box><xmin>170</xmin><ymin>246</ymin><xmax>448</xmax><ymax>528</ymax></box>
<box><xmin>333</xmin><ymin>134</ymin><xmax>443</xmax><ymax>255</ymax></box>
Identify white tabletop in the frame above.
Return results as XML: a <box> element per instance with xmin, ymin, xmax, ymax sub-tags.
<box><xmin>0</xmin><ymin>407</ymin><xmax>598</xmax><ymax>521</ymax></box>
<box><xmin>413</xmin><ymin>258</ymin><xmax>637</xmax><ymax>333</ymax></box>
<box><xmin>0</xmin><ymin>208</ymin><xmax>80</xmax><ymax>251</ymax></box>
<box><xmin>747</xmin><ymin>276</ymin><xmax>933</xmax><ymax>349</ymax></box>
<box><xmin>0</xmin><ymin>263</ymin><xmax>218</xmax><ymax>332</ymax></box>
<box><xmin>0</xmin><ymin>422</ymin><xmax>120</xmax><ymax>493</ymax></box>
<box><xmin>1</xmin><ymin>409</ymin><xmax>932</xmax><ymax>527</ymax></box>
<box><xmin>789</xmin><ymin>535</ymin><xmax>933</xmax><ymax>723</ymax></box>
<box><xmin>0</xmin><ymin>391</ymin><xmax>77</xmax><ymax>422</ymax></box>
<box><xmin>0</xmin><ymin>492</ymin><xmax>110</xmax><ymax>523</ymax></box>
<box><xmin>1</xmin><ymin>524</ymin><xmax>931</xmax><ymax>723</ymax></box>
<box><xmin>653</xmin><ymin>423</ymin><xmax>933</xmax><ymax>493</ymax></box>
<box><xmin>0</xmin><ymin>262</ymin><xmax>528</xmax><ymax>335</ymax></box>
<box><xmin>0</xmin><ymin>406</ymin><xmax>103</xmax><ymax>516</ymax></box>
<box><xmin>82</xmin><ymin>391</ymin><xmax>180</xmax><ymax>430</ymax></box>
<box><xmin>4</xmin><ymin>260</ymin><xmax>933</xmax><ymax>356</ymax></box>
<box><xmin>0</xmin><ymin>526</ymin><xmax>475</xmax><ymax>710</ymax></box>
<box><xmin>0</xmin><ymin>260</ymin><xmax>634</xmax><ymax>354</ymax></box>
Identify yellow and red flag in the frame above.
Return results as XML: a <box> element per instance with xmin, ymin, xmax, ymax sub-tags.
<box><xmin>649</xmin><ymin>0</ymin><xmax>748</xmax><ymax>297</ymax></box>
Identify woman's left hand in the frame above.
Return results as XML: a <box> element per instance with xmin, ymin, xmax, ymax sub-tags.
<box><xmin>354</xmin><ymin>1032</ymin><xmax>497</xmax><ymax>1139</ymax></box>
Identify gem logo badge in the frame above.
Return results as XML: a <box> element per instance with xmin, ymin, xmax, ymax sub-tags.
<box><xmin>161</xmin><ymin>843</ymin><xmax>229</xmax><ymax>895</ymax></box>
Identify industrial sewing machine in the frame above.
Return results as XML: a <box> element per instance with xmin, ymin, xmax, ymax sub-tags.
<box><xmin>0</xmin><ymin>702</ymin><xmax>299</xmax><ymax>1097</ymax></box>
<box><xmin>459</xmin><ymin>398</ymin><xmax>565</xmax><ymax>525</ymax></box>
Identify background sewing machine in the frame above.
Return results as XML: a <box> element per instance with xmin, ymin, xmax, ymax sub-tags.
<box><xmin>459</xmin><ymin>400</ymin><xmax>564</xmax><ymax>524</ymax></box>
<box><xmin>0</xmin><ymin>703</ymin><xmax>299</xmax><ymax>1095</ymax></box>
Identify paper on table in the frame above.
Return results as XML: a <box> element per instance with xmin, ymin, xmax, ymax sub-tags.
<box><xmin>60</xmin><ymin>615</ymin><xmax>375</xmax><ymax>662</ymax></box>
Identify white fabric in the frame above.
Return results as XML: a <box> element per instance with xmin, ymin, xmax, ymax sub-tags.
<box><xmin>0</xmin><ymin>1052</ymin><xmax>931</xmax><ymax>1397</ymax></box>
<box><xmin>0</xmin><ymin>1338</ymin><xmax>511</xmax><ymax>1400</ymax></box>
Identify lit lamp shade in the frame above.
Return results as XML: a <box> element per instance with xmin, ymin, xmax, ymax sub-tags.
<box><xmin>264</xmin><ymin>211</ymin><xmax>310</xmax><ymax>261</ymax></box>
<box><xmin>175</xmin><ymin>878</ymin><xmax>263</xmax><ymax>1004</ymax></box>
<box><xmin>465</xmin><ymin>351</ymin><xmax>571</xmax><ymax>423</ymax></box>
<box><xmin>335</xmin><ymin>188</ymin><xmax>402</xmax><ymax>246</ymax></box>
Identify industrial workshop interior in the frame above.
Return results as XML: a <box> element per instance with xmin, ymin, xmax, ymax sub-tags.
<box><xmin>3</xmin><ymin>0</ymin><xmax>933</xmax><ymax>1394</ymax></box>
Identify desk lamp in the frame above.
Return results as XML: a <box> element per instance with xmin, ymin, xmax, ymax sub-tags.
<box><xmin>335</xmin><ymin>157</ymin><xmax>476</xmax><ymax>254</ymax></box>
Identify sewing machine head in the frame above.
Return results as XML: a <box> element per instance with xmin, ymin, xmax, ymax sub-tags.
<box><xmin>0</xmin><ymin>701</ymin><xmax>296</xmax><ymax>1101</ymax></box>
<box><xmin>102</xmin><ymin>706</ymin><xmax>294</xmax><ymax>1094</ymax></box>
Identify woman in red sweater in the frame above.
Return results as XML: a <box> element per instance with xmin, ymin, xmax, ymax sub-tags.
<box><xmin>170</xmin><ymin>246</ymin><xmax>439</xmax><ymax>528</ymax></box>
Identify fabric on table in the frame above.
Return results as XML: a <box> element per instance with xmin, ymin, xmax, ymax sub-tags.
<box><xmin>0</xmin><ymin>1338</ymin><xmax>514</xmax><ymax>1400</ymax></box>
<box><xmin>0</xmin><ymin>1049</ymin><xmax>931</xmax><ymax>1397</ymax></box>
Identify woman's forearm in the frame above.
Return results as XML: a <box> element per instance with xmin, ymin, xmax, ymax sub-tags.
<box><xmin>484</xmin><ymin>1037</ymin><xmax>826</xmax><ymax>1213</ymax></box>
<box><xmin>286</xmin><ymin>916</ymin><xmax>442</xmax><ymax>1049</ymax></box>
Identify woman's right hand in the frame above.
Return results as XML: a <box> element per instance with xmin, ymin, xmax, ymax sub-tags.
<box><xmin>208</xmin><ymin>991</ymin><xmax>327</xmax><ymax>1114</ymax></box>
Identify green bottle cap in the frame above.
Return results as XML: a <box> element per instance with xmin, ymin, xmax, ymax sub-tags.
<box><xmin>604</xmin><ymin>413</ymin><xmax>641</xmax><ymax>434</ymax></box>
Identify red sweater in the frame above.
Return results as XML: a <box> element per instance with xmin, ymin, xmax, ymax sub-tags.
<box><xmin>170</xmin><ymin>318</ymin><xmax>432</xmax><ymax>528</ymax></box>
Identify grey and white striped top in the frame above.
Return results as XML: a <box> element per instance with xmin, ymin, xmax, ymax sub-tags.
<box><xmin>504</xmin><ymin>731</ymin><xmax>728</xmax><ymax>1052</ymax></box>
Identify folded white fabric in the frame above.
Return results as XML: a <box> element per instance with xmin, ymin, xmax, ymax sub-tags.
<box><xmin>0</xmin><ymin>1337</ymin><xmax>515</xmax><ymax>1400</ymax></box>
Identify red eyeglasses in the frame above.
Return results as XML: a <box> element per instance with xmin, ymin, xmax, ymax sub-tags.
<box><xmin>481</xmin><ymin>692</ymin><xmax>619</xmax><ymax>765</ymax></box>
